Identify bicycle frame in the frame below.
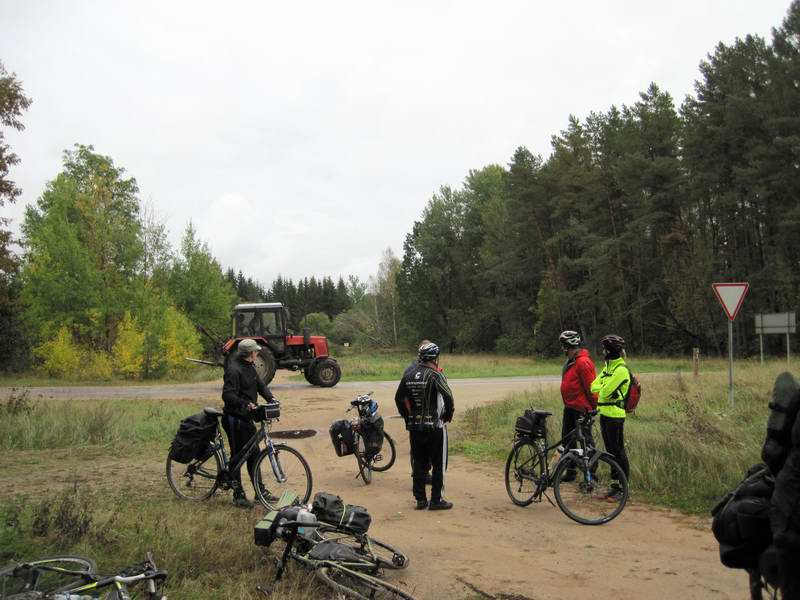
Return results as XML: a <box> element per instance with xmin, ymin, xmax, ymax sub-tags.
<box><xmin>213</xmin><ymin>418</ymin><xmax>287</xmax><ymax>484</ymax></box>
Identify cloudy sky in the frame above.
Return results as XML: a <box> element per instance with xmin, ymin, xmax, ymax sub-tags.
<box><xmin>1</xmin><ymin>1</ymin><xmax>792</xmax><ymax>286</ymax></box>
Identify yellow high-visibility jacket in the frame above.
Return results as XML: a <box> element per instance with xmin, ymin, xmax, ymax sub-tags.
<box><xmin>590</xmin><ymin>357</ymin><xmax>630</xmax><ymax>419</ymax></box>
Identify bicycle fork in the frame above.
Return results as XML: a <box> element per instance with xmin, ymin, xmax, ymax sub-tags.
<box><xmin>267</xmin><ymin>441</ymin><xmax>287</xmax><ymax>484</ymax></box>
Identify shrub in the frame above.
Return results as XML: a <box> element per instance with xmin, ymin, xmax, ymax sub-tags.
<box><xmin>81</xmin><ymin>350</ymin><xmax>113</xmax><ymax>380</ymax></box>
<box><xmin>161</xmin><ymin>306</ymin><xmax>202</xmax><ymax>374</ymax></box>
<box><xmin>112</xmin><ymin>312</ymin><xmax>145</xmax><ymax>379</ymax></box>
<box><xmin>33</xmin><ymin>326</ymin><xmax>82</xmax><ymax>378</ymax></box>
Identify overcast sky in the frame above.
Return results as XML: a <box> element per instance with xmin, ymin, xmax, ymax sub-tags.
<box><xmin>1</xmin><ymin>1</ymin><xmax>792</xmax><ymax>287</ymax></box>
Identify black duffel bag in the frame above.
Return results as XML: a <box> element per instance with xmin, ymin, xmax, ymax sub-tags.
<box><xmin>311</xmin><ymin>491</ymin><xmax>371</xmax><ymax>533</ymax></box>
<box><xmin>360</xmin><ymin>415</ymin><xmax>385</xmax><ymax>459</ymax></box>
<box><xmin>330</xmin><ymin>419</ymin><xmax>355</xmax><ymax>457</ymax></box>
<box><xmin>169</xmin><ymin>411</ymin><xmax>218</xmax><ymax>464</ymax></box>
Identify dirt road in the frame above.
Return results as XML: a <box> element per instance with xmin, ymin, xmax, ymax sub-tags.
<box><xmin>7</xmin><ymin>373</ymin><xmax>745</xmax><ymax>599</ymax></box>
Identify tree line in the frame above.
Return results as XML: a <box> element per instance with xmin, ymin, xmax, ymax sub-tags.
<box><xmin>3</xmin><ymin>3</ymin><xmax>800</xmax><ymax>375</ymax></box>
<box><xmin>397</xmin><ymin>2</ymin><xmax>800</xmax><ymax>357</ymax></box>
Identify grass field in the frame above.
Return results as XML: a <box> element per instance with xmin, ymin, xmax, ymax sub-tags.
<box><xmin>0</xmin><ymin>366</ymin><xmax>221</xmax><ymax>388</ymax></box>
<box><xmin>299</xmin><ymin>349</ymin><xmax>728</xmax><ymax>382</ymax></box>
<box><xmin>450</xmin><ymin>360</ymin><xmax>792</xmax><ymax>513</ymax></box>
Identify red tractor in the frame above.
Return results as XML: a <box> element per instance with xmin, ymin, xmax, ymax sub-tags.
<box><xmin>196</xmin><ymin>303</ymin><xmax>341</xmax><ymax>387</ymax></box>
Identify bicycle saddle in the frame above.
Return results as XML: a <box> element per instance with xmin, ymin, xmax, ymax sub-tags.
<box><xmin>203</xmin><ymin>407</ymin><xmax>224</xmax><ymax>417</ymax></box>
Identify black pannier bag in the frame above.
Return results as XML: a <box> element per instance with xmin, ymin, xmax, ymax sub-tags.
<box><xmin>360</xmin><ymin>415</ymin><xmax>385</xmax><ymax>459</ymax></box>
<box><xmin>169</xmin><ymin>411</ymin><xmax>218</xmax><ymax>464</ymax></box>
<box><xmin>711</xmin><ymin>464</ymin><xmax>775</xmax><ymax>569</ymax></box>
<box><xmin>761</xmin><ymin>371</ymin><xmax>800</xmax><ymax>474</ymax></box>
<box><xmin>515</xmin><ymin>409</ymin><xmax>547</xmax><ymax>439</ymax></box>
<box><xmin>311</xmin><ymin>492</ymin><xmax>372</xmax><ymax>533</ymax></box>
<box><xmin>330</xmin><ymin>419</ymin><xmax>355</xmax><ymax>457</ymax></box>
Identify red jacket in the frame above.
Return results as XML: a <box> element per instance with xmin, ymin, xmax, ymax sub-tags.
<box><xmin>560</xmin><ymin>349</ymin><xmax>598</xmax><ymax>412</ymax></box>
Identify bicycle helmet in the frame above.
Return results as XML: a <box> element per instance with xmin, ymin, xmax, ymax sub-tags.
<box><xmin>559</xmin><ymin>330</ymin><xmax>581</xmax><ymax>348</ymax></box>
<box><xmin>418</xmin><ymin>342</ymin><xmax>440</xmax><ymax>362</ymax></box>
<box><xmin>600</xmin><ymin>334</ymin><xmax>625</xmax><ymax>354</ymax></box>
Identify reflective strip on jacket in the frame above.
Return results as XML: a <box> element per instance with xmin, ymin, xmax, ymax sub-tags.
<box><xmin>590</xmin><ymin>357</ymin><xmax>629</xmax><ymax>419</ymax></box>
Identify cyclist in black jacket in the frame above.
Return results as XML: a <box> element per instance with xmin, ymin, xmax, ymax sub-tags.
<box><xmin>395</xmin><ymin>342</ymin><xmax>455</xmax><ymax>511</ymax></box>
<box><xmin>222</xmin><ymin>338</ymin><xmax>276</xmax><ymax>508</ymax></box>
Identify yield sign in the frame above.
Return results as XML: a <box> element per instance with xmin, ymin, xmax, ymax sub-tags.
<box><xmin>712</xmin><ymin>282</ymin><xmax>750</xmax><ymax>321</ymax></box>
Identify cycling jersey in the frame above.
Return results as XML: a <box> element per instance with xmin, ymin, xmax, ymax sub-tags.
<box><xmin>395</xmin><ymin>363</ymin><xmax>454</xmax><ymax>431</ymax></box>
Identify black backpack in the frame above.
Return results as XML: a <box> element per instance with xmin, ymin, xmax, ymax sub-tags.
<box><xmin>711</xmin><ymin>464</ymin><xmax>775</xmax><ymax>569</ymax></box>
<box><xmin>761</xmin><ymin>371</ymin><xmax>800</xmax><ymax>474</ymax></box>
<box><xmin>169</xmin><ymin>411</ymin><xmax>218</xmax><ymax>464</ymax></box>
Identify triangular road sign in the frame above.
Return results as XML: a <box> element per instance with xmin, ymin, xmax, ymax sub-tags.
<box><xmin>712</xmin><ymin>282</ymin><xmax>750</xmax><ymax>321</ymax></box>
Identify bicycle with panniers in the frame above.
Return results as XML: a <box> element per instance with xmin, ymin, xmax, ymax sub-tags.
<box><xmin>504</xmin><ymin>408</ymin><xmax>629</xmax><ymax>525</ymax></box>
<box><xmin>329</xmin><ymin>392</ymin><xmax>397</xmax><ymax>485</ymax></box>
<box><xmin>166</xmin><ymin>402</ymin><xmax>313</xmax><ymax>509</ymax></box>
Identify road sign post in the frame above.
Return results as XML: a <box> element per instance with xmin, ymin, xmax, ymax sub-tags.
<box><xmin>712</xmin><ymin>283</ymin><xmax>750</xmax><ymax>407</ymax></box>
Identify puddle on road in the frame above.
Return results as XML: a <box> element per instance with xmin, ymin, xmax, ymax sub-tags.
<box><xmin>270</xmin><ymin>429</ymin><xmax>318</xmax><ymax>439</ymax></box>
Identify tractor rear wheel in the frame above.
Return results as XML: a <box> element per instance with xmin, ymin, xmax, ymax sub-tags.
<box><xmin>253</xmin><ymin>348</ymin><xmax>277</xmax><ymax>385</ymax></box>
<box><xmin>314</xmin><ymin>358</ymin><xmax>341</xmax><ymax>387</ymax></box>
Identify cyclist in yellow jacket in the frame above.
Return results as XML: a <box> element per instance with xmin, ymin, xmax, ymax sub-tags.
<box><xmin>590</xmin><ymin>334</ymin><xmax>630</xmax><ymax>501</ymax></box>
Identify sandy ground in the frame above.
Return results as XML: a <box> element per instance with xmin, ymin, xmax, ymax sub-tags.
<box><xmin>3</xmin><ymin>372</ymin><xmax>747</xmax><ymax>600</ymax></box>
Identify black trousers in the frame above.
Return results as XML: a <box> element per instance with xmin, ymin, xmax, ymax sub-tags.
<box><xmin>409</xmin><ymin>428</ymin><xmax>447</xmax><ymax>503</ymax></box>
<box><xmin>600</xmin><ymin>415</ymin><xmax>630</xmax><ymax>482</ymax></box>
<box><xmin>561</xmin><ymin>407</ymin><xmax>596</xmax><ymax>461</ymax></box>
<box><xmin>222</xmin><ymin>414</ymin><xmax>258</xmax><ymax>490</ymax></box>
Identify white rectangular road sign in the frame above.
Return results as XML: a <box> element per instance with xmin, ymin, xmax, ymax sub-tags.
<box><xmin>712</xmin><ymin>282</ymin><xmax>750</xmax><ymax>321</ymax></box>
<box><xmin>755</xmin><ymin>312</ymin><xmax>796</xmax><ymax>334</ymax></box>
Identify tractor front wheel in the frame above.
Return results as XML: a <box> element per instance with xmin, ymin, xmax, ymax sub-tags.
<box><xmin>253</xmin><ymin>348</ymin><xmax>277</xmax><ymax>385</ymax></box>
<box><xmin>303</xmin><ymin>363</ymin><xmax>317</xmax><ymax>385</ymax></box>
<box><xmin>314</xmin><ymin>358</ymin><xmax>341</xmax><ymax>387</ymax></box>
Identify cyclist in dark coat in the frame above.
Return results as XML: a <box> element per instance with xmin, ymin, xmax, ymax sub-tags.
<box><xmin>395</xmin><ymin>342</ymin><xmax>455</xmax><ymax>511</ymax></box>
<box><xmin>222</xmin><ymin>338</ymin><xmax>276</xmax><ymax>508</ymax></box>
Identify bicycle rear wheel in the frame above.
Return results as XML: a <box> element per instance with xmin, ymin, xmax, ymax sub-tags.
<box><xmin>166</xmin><ymin>450</ymin><xmax>221</xmax><ymax>501</ymax></box>
<box><xmin>316</xmin><ymin>564</ymin><xmax>417</xmax><ymax>600</ymax></box>
<box><xmin>370</xmin><ymin>432</ymin><xmax>396</xmax><ymax>473</ymax></box>
<box><xmin>317</xmin><ymin>527</ymin><xmax>409</xmax><ymax>570</ymax></box>
<box><xmin>355</xmin><ymin>434</ymin><xmax>372</xmax><ymax>485</ymax></box>
<box><xmin>553</xmin><ymin>453</ymin><xmax>628</xmax><ymax>525</ymax></box>
<box><xmin>0</xmin><ymin>556</ymin><xmax>96</xmax><ymax>595</ymax></box>
<box><xmin>253</xmin><ymin>444</ymin><xmax>313</xmax><ymax>509</ymax></box>
<box><xmin>504</xmin><ymin>440</ymin><xmax>544</xmax><ymax>507</ymax></box>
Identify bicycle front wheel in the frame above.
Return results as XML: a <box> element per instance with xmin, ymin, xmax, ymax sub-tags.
<box><xmin>370</xmin><ymin>432</ymin><xmax>396</xmax><ymax>473</ymax></box>
<box><xmin>0</xmin><ymin>556</ymin><xmax>96</xmax><ymax>595</ymax></box>
<box><xmin>253</xmin><ymin>444</ymin><xmax>313</xmax><ymax>509</ymax></box>
<box><xmin>355</xmin><ymin>434</ymin><xmax>372</xmax><ymax>485</ymax></box>
<box><xmin>553</xmin><ymin>453</ymin><xmax>629</xmax><ymax>525</ymax></box>
<box><xmin>504</xmin><ymin>440</ymin><xmax>544</xmax><ymax>507</ymax></box>
<box><xmin>166</xmin><ymin>450</ymin><xmax>221</xmax><ymax>501</ymax></box>
<box><xmin>316</xmin><ymin>564</ymin><xmax>417</xmax><ymax>600</ymax></box>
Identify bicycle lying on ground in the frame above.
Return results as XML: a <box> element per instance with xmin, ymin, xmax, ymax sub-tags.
<box><xmin>256</xmin><ymin>503</ymin><xmax>415</xmax><ymax>600</ymax></box>
<box><xmin>331</xmin><ymin>393</ymin><xmax>396</xmax><ymax>485</ymax></box>
<box><xmin>504</xmin><ymin>408</ymin><xmax>629</xmax><ymax>525</ymax></box>
<box><xmin>0</xmin><ymin>553</ymin><xmax>167</xmax><ymax>599</ymax></box>
<box><xmin>166</xmin><ymin>403</ymin><xmax>313</xmax><ymax>509</ymax></box>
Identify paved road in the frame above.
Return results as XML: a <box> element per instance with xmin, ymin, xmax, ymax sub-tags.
<box><xmin>2</xmin><ymin>373</ymin><xmax>564</xmax><ymax>401</ymax></box>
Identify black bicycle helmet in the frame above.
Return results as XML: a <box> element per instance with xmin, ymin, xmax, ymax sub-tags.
<box><xmin>418</xmin><ymin>342</ymin><xmax>440</xmax><ymax>362</ymax></box>
<box><xmin>600</xmin><ymin>334</ymin><xmax>625</xmax><ymax>353</ymax></box>
<box><xmin>559</xmin><ymin>330</ymin><xmax>581</xmax><ymax>348</ymax></box>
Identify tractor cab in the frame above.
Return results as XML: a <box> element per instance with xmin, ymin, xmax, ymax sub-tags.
<box><xmin>224</xmin><ymin>302</ymin><xmax>341</xmax><ymax>388</ymax></box>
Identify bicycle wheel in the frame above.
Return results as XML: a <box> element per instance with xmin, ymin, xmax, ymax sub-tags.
<box><xmin>316</xmin><ymin>564</ymin><xmax>417</xmax><ymax>600</ymax></box>
<box><xmin>0</xmin><ymin>556</ymin><xmax>96</xmax><ymax>595</ymax></box>
<box><xmin>253</xmin><ymin>444</ymin><xmax>313</xmax><ymax>509</ymax></box>
<box><xmin>166</xmin><ymin>450</ymin><xmax>221</xmax><ymax>501</ymax></box>
<box><xmin>355</xmin><ymin>434</ymin><xmax>372</xmax><ymax>485</ymax></box>
<box><xmin>370</xmin><ymin>432</ymin><xmax>396</xmax><ymax>473</ymax></box>
<box><xmin>553</xmin><ymin>453</ymin><xmax>628</xmax><ymax>525</ymax></box>
<box><xmin>504</xmin><ymin>440</ymin><xmax>544</xmax><ymax>507</ymax></box>
<box><xmin>317</xmin><ymin>527</ymin><xmax>409</xmax><ymax>571</ymax></box>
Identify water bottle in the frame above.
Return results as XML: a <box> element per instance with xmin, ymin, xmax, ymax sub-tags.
<box><xmin>297</xmin><ymin>507</ymin><xmax>317</xmax><ymax>540</ymax></box>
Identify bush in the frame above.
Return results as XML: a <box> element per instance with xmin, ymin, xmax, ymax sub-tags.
<box><xmin>161</xmin><ymin>306</ymin><xmax>202</xmax><ymax>374</ymax></box>
<box><xmin>33</xmin><ymin>326</ymin><xmax>82</xmax><ymax>378</ymax></box>
<box><xmin>112</xmin><ymin>312</ymin><xmax>145</xmax><ymax>379</ymax></box>
<box><xmin>81</xmin><ymin>350</ymin><xmax>113</xmax><ymax>380</ymax></box>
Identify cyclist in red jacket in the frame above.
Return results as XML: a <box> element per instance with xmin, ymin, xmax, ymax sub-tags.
<box><xmin>558</xmin><ymin>330</ymin><xmax>598</xmax><ymax>481</ymax></box>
